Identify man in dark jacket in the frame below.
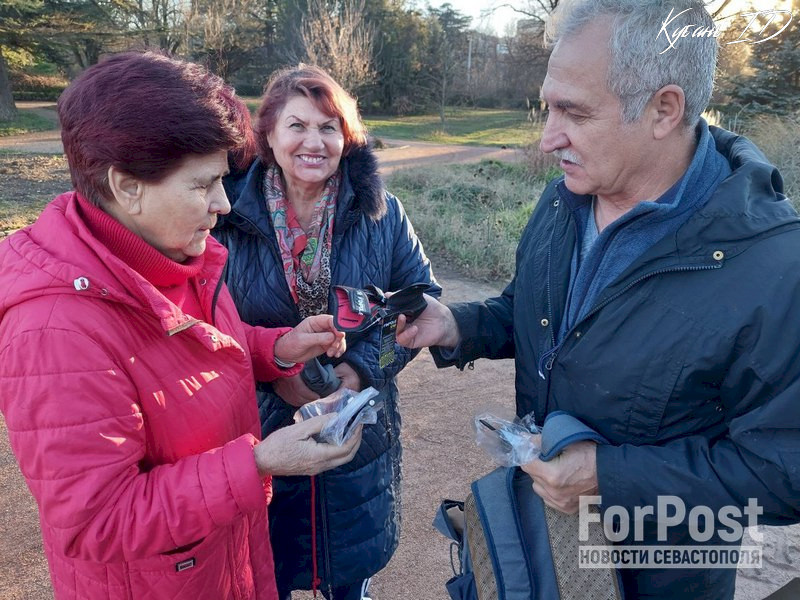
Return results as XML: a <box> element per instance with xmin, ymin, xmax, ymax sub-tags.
<box><xmin>397</xmin><ymin>1</ymin><xmax>800</xmax><ymax>598</ymax></box>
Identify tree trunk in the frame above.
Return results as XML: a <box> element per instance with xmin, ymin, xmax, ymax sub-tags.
<box><xmin>439</xmin><ymin>73</ymin><xmax>446</xmax><ymax>130</ymax></box>
<box><xmin>0</xmin><ymin>51</ymin><xmax>18</xmax><ymax>122</ymax></box>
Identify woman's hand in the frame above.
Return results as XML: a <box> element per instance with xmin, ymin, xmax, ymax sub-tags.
<box><xmin>273</xmin><ymin>374</ymin><xmax>320</xmax><ymax>407</ymax></box>
<box><xmin>254</xmin><ymin>414</ymin><xmax>362</xmax><ymax>477</ymax></box>
<box><xmin>274</xmin><ymin>314</ymin><xmax>346</xmax><ymax>364</ymax></box>
<box><xmin>333</xmin><ymin>362</ymin><xmax>363</xmax><ymax>392</ymax></box>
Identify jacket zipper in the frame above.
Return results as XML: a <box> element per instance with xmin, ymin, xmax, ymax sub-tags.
<box><xmin>539</xmin><ymin>196</ymin><xmax>562</xmax><ymax>379</ymax></box>
<box><xmin>210</xmin><ymin>260</ymin><xmax>228</xmax><ymax>327</ymax></box>
<box><xmin>539</xmin><ymin>263</ymin><xmax>722</xmax><ymax>378</ymax></box>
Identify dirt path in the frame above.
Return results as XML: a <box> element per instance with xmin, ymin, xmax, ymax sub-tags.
<box><xmin>0</xmin><ymin>103</ymin><xmax>63</xmax><ymax>154</ymax></box>
<box><xmin>376</xmin><ymin>138</ymin><xmax>523</xmax><ymax>174</ymax></box>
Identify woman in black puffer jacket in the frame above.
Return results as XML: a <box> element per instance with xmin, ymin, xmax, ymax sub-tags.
<box><xmin>214</xmin><ymin>65</ymin><xmax>441</xmax><ymax>600</ymax></box>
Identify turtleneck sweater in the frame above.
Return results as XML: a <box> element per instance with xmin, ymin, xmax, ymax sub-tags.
<box><xmin>75</xmin><ymin>193</ymin><xmax>207</xmax><ymax>321</ymax></box>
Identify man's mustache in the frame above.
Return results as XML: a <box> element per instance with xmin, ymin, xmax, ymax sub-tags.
<box><xmin>553</xmin><ymin>149</ymin><xmax>583</xmax><ymax>166</ymax></box>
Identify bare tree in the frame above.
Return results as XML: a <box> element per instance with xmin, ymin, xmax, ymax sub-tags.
<box><xmin>300</xmin><ymin>0</ymin><xmax>375</xmax><ymax>94</ymax></box>
<box><xmin>186</xmin><ymin>0</ymin><xmax>275</xmax><ymax>80</ymax></box>
<box><xmin>122</xmin><ymin>0</ymin><xmax>187</xmax><ymax>52</ymax></box>
<box><xmin>481</xmin><ymin>0</ymin><xmax>559</xmax><ymax>26</ymax></box>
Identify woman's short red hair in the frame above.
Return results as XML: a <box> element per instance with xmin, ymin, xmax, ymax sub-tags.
<box><xmin>58</xmin><ymin>51</ymin><xmax>255</xmax><ymax>204</ymax></box>
<box><xmin>254</xmin><ymin>65</ymin><xmax>367</xmax><ymax>165</ymax></box>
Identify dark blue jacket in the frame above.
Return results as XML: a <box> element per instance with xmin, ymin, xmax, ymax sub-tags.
<box><xmin>214</xmin><ymin>145</ymin><xmax>441</xmax><ymax>592</ymax></box>
<box><xmin>436</xmin><ymin>127</ymin><xmax>800</xmax><ymax>599</ymax></box>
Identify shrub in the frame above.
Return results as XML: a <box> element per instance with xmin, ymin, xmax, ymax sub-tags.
<box><xmin>9</xmin><ymin>72</ymin><xmax>68</xmax><ymax>101</ymax></box>
<box><xmin>739</xmin><ymin>112</ymin><xmax>800</xmax><ymax>208</ymax></box>
<box><xmin>522</xmin><ymin>136</ymin><xmax>560</xmax><ymax>178</ymax></box>
<box><xmin>388</xmin><ymin>160</ymin><xmax>545</xmax><ymax>281</ymax></box>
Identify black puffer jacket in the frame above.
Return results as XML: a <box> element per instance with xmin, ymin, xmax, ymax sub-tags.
<box><xmin>437</xmin><ymin>127</ymin><xmax>800</xmax><ymax>599</ymax></box>
<box><xmin>214</xmin><ymin>145</ymin><xmax>441</xmax><ymax>592</ymax></box>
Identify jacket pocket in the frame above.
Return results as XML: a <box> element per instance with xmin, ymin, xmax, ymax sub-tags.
<box><xmin>625</xmin><ymin>300</ymin><xmax>703</xmax><ymax>442</ymax></box>
<box><xmin>125</xmin><ymin>526</ymin><xmax>236</xmax><ymax>599</ymax></box>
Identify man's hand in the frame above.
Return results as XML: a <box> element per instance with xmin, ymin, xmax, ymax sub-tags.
<box><xmin>274</xmin><ymin>314</ymin><xmax>346</xmax><ymax>364</ymax></box>
<box><xmin>254</xmin><ymin>414</ymin><xmax>362</xmax><ymax>478</ymax></box>
<box><xmin>395</xmin><ymin>293</ymin><xmax>461</xmax><ymax>349</ymax></box>
<box><xmin>333</xmin><ymin>362</ymin><xmax>363</xmax><ymax>392</ymax></box>
<box><xmin>273</xmin><ymin>374</ymin><xmax>320</xmax><ymax>407</ymax></box>
<box><xmin>521</xmin><ymin>440</ymin><xmax>599</xmax><ymax>514</ymax></box>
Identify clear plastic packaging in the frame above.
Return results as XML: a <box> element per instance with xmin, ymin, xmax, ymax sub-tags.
<box><xmin>474</xmin><ymin>412</ymin><xmax>540</xmax><ymax>467</ymax></box>
<box><xmin>295</xmin><ymin>387</ymin><xmax>382</xmax><ymax>446</ymax></box>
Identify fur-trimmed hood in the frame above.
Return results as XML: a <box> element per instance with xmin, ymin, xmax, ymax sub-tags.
<box><xmin>220</xmin><ymin>144</ymin><xmax>386</xmax><ymax>238</ymax></box>
<box><xmin>339</xmin><ymin>143</ymin><xmax>387</xmax><ymax>220</ymax></box>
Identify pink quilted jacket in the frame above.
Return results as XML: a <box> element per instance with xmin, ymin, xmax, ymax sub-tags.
<box><xmin>0</xmin><ymin>192</ymin><xmax>297</xmax><ymax>599</ymax></box>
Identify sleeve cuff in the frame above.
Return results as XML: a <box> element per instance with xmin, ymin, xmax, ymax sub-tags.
<box><xmin>430</xmin><ymin>343</ymin><xmax>463</xmax><ymax>368</ymax></box>
<box><xmin>222</xmin><ymin>434</ymin><xmax>269</xmax><ymax>516</ymax></box>
<box><xmin>250</xmin><ymin>326</ymin><xmax>303</xmax><ymax>381</ymax></box>
<box><xmin>596</xmin><ymin>442</ymin><xmax>625</xmax><ymax>512</ymax></box>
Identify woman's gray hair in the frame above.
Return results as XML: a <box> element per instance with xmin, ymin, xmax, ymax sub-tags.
<box><xmin>545</xmin><ymin>0</ymin><xmax>718</xmax><ymax>126</ymax></box>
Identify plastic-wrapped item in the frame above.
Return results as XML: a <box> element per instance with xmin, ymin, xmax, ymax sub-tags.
<box><xmin>295</xmin><ymin>387</ymin><xmax>382</xmax><ymax>446</ymax></box>
<box><xmin>474</xmin><ymin>412</ymin><xmax>540</xmax><ymax>467</ymax></box>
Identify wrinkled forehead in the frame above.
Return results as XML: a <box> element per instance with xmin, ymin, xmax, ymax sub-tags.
<box><xmin>542</xmin><ymin>21</ymin><xmax>614</xmax><ymax>106</ymax></box>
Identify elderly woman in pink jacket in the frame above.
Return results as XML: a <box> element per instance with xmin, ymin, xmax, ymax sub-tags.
<box><xmin>0</xmin><ymin>52</ymin><xmax>362</xmax><ymax>600</ymax></box>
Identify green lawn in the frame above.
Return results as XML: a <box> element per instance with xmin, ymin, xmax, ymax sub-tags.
<box><xmin>365</xmin><ymin>109</ymin><xmax>540</xmax><ymax>147</ymax></box>
<box><xmin>241</xmin><ymin>100</ymin><xmax>539</xmax><ymax>147</ymax></box>
<box><xmin>0</xmin><ymin>110</ymin><xmax>56</xmax><ymax>137</ymax></box>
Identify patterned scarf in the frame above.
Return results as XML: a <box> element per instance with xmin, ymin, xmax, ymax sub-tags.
<box><xmin>264</xmin><ymin>163</ymin><xmax>340</xmax><ymax>318</ymax></box>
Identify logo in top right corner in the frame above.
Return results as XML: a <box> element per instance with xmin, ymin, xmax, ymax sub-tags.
<box><xmin>658</xmin><ymin>6</ymin><xmax>794</xmax><ymax>54</ymax></box>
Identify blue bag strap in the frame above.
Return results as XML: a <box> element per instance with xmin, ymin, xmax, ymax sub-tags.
<box><xmin>538</xmin><ymin>411</ymin><xmax>608</xmax><ymax>462</ymax></box>
<box><xmin>471</xmin><ymin>467</ymin><xmax>557</xmax><ymax>600</ymax></box>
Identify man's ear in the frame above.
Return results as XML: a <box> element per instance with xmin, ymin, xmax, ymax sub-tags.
<box><xmin>650</xmin><ymin>84</ymin><xmax>686</xmax><ymax>140</ymax></box>
<box><xmin>106</xmin><ymin>165</ymin><xmax>144</xmax><ymax>215</ymax></box>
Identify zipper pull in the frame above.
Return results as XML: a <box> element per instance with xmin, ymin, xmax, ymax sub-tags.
<box><xmin>546</xmin><ymin>355</ymin><xmax>556</xmax><ymax>371</ymax></box>
<box><xmin>539</xmin><ymin>351</ymin><xmax>553</xmax><ymax>379</ymax></box>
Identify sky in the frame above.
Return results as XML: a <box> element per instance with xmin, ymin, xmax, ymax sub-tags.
<box><xmin>424</xmin><ymin>0</ymin><xmax>795</xmax><ymax>36</ymax></box>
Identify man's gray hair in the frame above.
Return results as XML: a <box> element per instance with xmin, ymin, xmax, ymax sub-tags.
<box><xmin>545</xmin><ymin>0</ymin><xmax>718</xmax><ymax>126</ymax></box>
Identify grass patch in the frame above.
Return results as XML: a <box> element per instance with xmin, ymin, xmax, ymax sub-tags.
<box><xmin>365</xmin><ymin>108</ymin><xmax>539</xmax><ymax>147</ymax></box>
<box><xmin>0</xmin><ymin>110</ymin><xmax>55</xmax><ymax>137</ymax></box>
<box><xmin>388</xmin><ymin>160</ymin><xmax>548</xmax><ymax>281</ymax></box>
<box><xmin>0</xmin><ymin>197</ymin><xmax>49</xmax><ymax>232</ymax></box>
<box><xmin>0</xmin><ymin>153</ymin><xmax>70</xmax><ymax>238</ymax></box>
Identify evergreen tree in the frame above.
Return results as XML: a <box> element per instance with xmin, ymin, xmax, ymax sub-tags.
<box><xmin>728</xmin><ymin>1</ymin><xmax>800</xmax><ymax>113</ymax></box>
